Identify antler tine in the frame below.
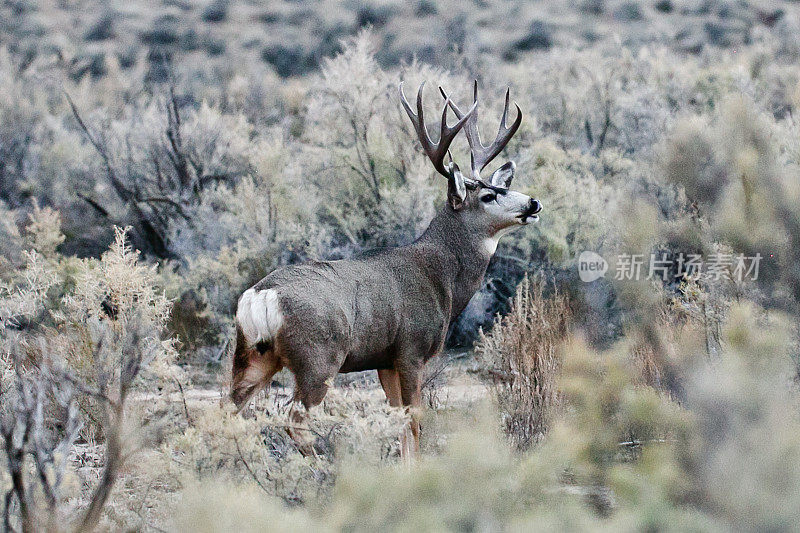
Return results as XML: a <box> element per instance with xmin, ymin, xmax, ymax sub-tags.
<box><xmin>499</xmin><ymin>87</ymin><xmax>510</xmax><ymax>127</ymax></box>
<box><xmin>400</xmin><ymin>81</ymin><xmax>475</xmax><ymax>178</ymax></box>
<box><xmin>414</xmin><ymin>82</ymin><xmax>431</xmax><ymax>145</ymax></box>
<box><xmin>494</xmin><ymin>87</ymin><xmax>522</xmax><ymax>148</ymax></box>
<box><xmin>400</xmin><ymin>82</ymin><xmax>428</xmax><ymax>148</ymax></box>
<box><xmin>439</xmin><ymin>96</ymin><xmax>450</xmax><ymax>142</ymax></box>
<box><xmin>438</xmin><ymin>85</ymin><xmax>467</xmax><ymax>120</ymax></box>
<box><xmin>439</xmin><ymin>80</ymin><xmax>522</xmax><ymax>179</ymax></box>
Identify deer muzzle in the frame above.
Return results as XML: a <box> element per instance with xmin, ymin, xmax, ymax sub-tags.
<box><xmin>519</xmin><ymin>199</ymin><xmax>542</xmax><ymax>223</ymax></box>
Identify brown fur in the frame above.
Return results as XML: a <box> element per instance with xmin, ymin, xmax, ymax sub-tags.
<box><xmin>230</xmin><ymin>185</ymin><xmax>537</xmax><ymax>452</ymax></box>
<box><xmin>231</xmin><ymin>201</ymin><xmax>493</xmax><ymax>405</ymax></box>
<box><xmin>231</xmin><ymin>325</ymin><xmax>284</xmax><ymax>410</ymax></box>
<box><xmin>230</xmin><ymin>84</ymin><xmax>540</xmax><ymax>455</ymax></box>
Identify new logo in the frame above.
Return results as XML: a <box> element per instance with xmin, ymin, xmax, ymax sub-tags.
<box><xmin>578</xmin><ymin>251</ymin><xmax>608</xmax><ymax>282</ymax></box>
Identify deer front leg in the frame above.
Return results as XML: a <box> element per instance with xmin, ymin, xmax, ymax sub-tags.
<box><xmin>397</xmin><ymin>366</ymin><xmax>423</xmax><ymax>459</ymax></box>
<box><xmin>286</xmin><ymin>364</ymin><xmax>334</xmax><ymax>457</ymax></box>
<box><xmin>287</xmin><ymin>401</ymin><xmax>317</xmax><ymax>457</ymax></box>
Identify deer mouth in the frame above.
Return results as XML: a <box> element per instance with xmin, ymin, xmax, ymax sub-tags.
<box><xmin>518</xmin><ymin>201</ymin><xmax>542</xmax><ymax>224</ymax></box>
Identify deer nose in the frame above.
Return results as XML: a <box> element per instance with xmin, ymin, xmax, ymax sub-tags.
<box><xmin>530</xmin><ymin>199</ymin><xmax>542</xmax><ymax>214</ymax></box>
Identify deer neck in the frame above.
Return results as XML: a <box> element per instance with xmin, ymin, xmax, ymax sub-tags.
<box><xmin>413</xmin><ymin>205</ymin><xmax>495</xmax><ymax>319</ymax></box>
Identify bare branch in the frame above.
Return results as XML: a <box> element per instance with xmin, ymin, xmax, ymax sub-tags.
<box><xmin>76</xmin><ymin>192</ymin><xmax>111</xmax><ymax>218</ymax></box>
<box><xmin>65</xmin><ymin>92</ymin><xmax>132</xmax><ymax>203</ymax></box>
<box><xmin>76</xmin><ymin>421</ymin><xmax>122</xmax><ymax>533</ymax></box>
<box><xmin>174</xmin><ymin>378</ymin><xmax>192</xmax><ymax>426</ymax></box>
<box><xmin>2</xmin><ymin>413</ymin><xmax>32</xmax><ymax>533</ymax></box>
<box><xmin>4</xmin><ymin>489</ymin><xmax>15</xmax><ymax>533</ymax></box>
<box><xmin>233</xmin><ymin>435</ymin><xmax>271</xmax><ymax>495</ymax></box>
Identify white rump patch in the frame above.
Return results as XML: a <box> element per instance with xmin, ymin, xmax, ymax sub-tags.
<box><xmin>236</xmin><ymin>288</ymin><xmax>283</xmax><ymax>347</ymax></box>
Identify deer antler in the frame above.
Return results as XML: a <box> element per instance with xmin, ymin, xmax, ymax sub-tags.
<box><xmin>399</xmin><ymin>81</ymin><xmax>477</xmax><ymax>178</ymax></box>
<box><xmin>439</xmin><ymin>80</ymin><xmax>522</xmax><ymax>181</ymax></box>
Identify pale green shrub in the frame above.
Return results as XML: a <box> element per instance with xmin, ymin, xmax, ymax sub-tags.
<box><xmin>175</xmin><ymin>480</ymin><xmax>318</xmax><ymax>533</ymax></box>
<box><xmin>302</xmin><ymin>31</ymin><xmax>448</xmax><ymax>251</ymax></box>
<box><xmin>506</xmin><ymin>139</ymin><xmax>617</xmax><ymax>264</ymax></box>
<box><xmin>677</xmin><ymin>304</ymin><xmax>800</xmax><ymax>531</ymax></box>
<box><xmin>660</xmin><ymin>92</ymin><xmax>800</xmax><ymax>314</ymax></box>
<box><xmin>166</xmin><ymin>301</ymin><xmax>800</xmax><ymax>531</ymax></box>
<box><xmin>163</xmin><ymin>386</ymin><xmax>408</xmax><ymax>505</ymax></box>
<box><xmin>1</xmin><ymin>218</ymin><xmax>180</xmax><ymax>531</ymax></box>
<box><xmin>7</xmin><ymin>3</ymin><xmax>800</xmax><ymax>530</ymax></box>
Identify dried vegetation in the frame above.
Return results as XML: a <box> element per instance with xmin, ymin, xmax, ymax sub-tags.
<box><xmin>4</xmin><ymin>0</ymin><xmax>800</xmax><ymax>530</ymax></box>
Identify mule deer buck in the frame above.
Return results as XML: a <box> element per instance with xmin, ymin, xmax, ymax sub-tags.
<box><xmin>230</xmin><ymin>80</ymin><xmax>541</xmax><ymax>455</ymax></box>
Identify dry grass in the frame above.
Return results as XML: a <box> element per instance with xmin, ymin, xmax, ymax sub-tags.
<box><xmin>6</xmin><ymin>1</ymin><xmax>800</xmax><ymax>529</ymax></box>
<box><xmin>477</xmin><ymin>275</ymin><xmax>571</xmax><ymax>450</ymax></box>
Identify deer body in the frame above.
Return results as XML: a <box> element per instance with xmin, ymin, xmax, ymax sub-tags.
<box><xmin>232</xmin><ymin>207</ymin><xmax>493</xmax><ymax>394</ymax></box>
<box><xmin>231</xmin><ymin>81</ymin><xmax>541</xmax><ymax>456</ymax></box>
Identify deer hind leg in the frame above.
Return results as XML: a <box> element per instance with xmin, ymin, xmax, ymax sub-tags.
<box><xmin>379</xmin><ymin>368</ymin><xmax>414</xmax><ymax>458</ymax></box>
<box><xmin>378</xmin><ymin>368</ymin><xmax>402</xmax><ymax>407</ymax></box>
<box><xmin>231</xmin><ymin>327</ymin><xmax>283</xmax><ymax>411</ymax></box>
<box><xmin>397</xmin><ymin>366</ymin><xmax>423</xmax><ymax>459</ymax></box>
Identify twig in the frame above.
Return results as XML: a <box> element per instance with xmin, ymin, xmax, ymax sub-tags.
<box><xmin>3</xmin><ymin>489</ymin><xmax>15</xmax><ymax>533</ymax></box>
<box><xmin>130</xmin><ymin>483</ymin><xmax>169</xmax><ymax>533</ymax></box>
<box><xmin>422</xmin><ymin>357</ymin><xmax>448</xmax><ymax>391</ymax></box>
<box><xmin>174</xmin><ymin>378</ymin><xmax>192</xmax><ymax>426</ymax></box>
<box><xmin>448</xmin><ymin>350</ymin><xmax>473</xmax><ymax>362</ymax></box>
<box><xmin>210</xmin><ymin>339</ymin><xmax>228</xmax><ymax>365</ymax></box>
<box><xmin>494</xmin><ymin>253</ymin><xmax>535</xmax><ymax>268</ymax></box>
<box><xmin>618</xmin><ymin>438</ymin><xmax>669</xmax><ymax>447</ymax></box>
<box><xmin>65</xmin><ymin>92</ymin><xmax>131</xmax><ymax>202</ymax></box>
<box><xmin>65</xmin><ymin>93</ymin><xmax>105</xmax><ymax>162</ymax></box>
<box><xmin>264</xmin><ymin>422</ymin><xmax>329</xmax><ymax>440</ymax></box>
<box><xmin>76</xmin><ymin>192</ymin><xmax>111</xmax><ymax>218</ymax></box>
<box><xmin>232</xmin><ymin>435</ymin><xmax>271</xmax><ymax>495</ymax></box>
<box><xmin>57</xmin><ymin>372</ymin><xmax>118</xmax><ymax>410</ymax></box>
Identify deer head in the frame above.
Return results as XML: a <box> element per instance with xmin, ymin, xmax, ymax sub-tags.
<box><xmin>399</xmin><ymin>81</ymin><xmax>541</xmax><ymax>241</ymax></box>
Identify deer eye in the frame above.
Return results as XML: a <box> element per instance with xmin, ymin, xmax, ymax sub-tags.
<box><xmin>480</xmin><ymin>193</ymin><xmax>497</xmax><ymax>203</ymax></box>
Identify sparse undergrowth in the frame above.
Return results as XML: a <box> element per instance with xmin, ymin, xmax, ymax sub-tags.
<box><xmin>477</xmin><ymin>275</ymin><xmax>571</xmax><ymax>449</ymax></box>
<box><xmin>5</xmin><ymin>0</ymin><xmax>800</xmax><ymax>530</ymax></box>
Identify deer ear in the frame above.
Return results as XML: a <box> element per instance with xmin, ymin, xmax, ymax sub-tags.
<box><xmin>490</xmin><ymin>161</ymin><xmax>515</xmax><ymax>188</ymax></box>
<box><xmin>447</xmin><ymin>163</ymin><xmax>467</xmax><ymax>210</ymax></box>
